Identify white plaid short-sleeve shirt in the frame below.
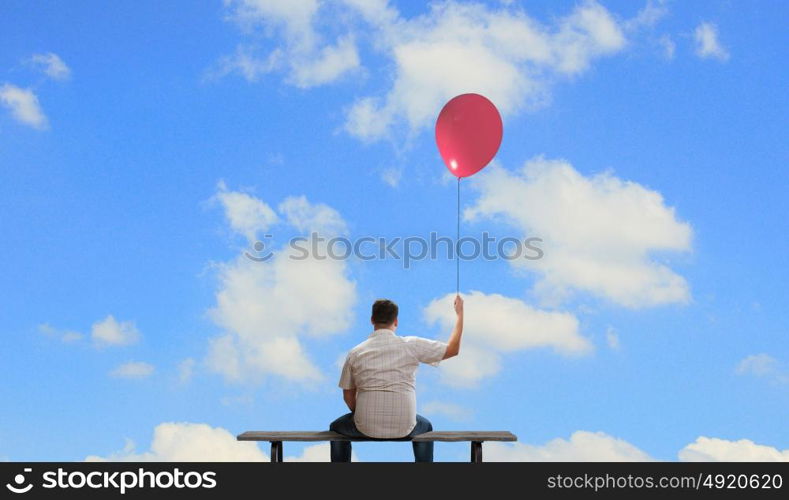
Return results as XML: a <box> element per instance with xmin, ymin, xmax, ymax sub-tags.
<box><xmin>338</xmin><ymin>328</ymin><xmax>448</xmax><ymax>438</ymax></box>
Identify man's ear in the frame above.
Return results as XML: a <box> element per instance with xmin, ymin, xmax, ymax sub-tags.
<box><xmin>370</xmin><ymin>317</ymin><xmax>375</xmax><ymax>325</ymax></box>
<box><xmin>394</xmin><ymin>318</ymin><xmax>398</xmax><ymax>327</ymax></box>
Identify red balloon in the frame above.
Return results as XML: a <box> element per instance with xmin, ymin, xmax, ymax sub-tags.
<box><xmin>435</xmin><ymin>93</ymin><xmax>503</xmax><ymax>178</ymax></box>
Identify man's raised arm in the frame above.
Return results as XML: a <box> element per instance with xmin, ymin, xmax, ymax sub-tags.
<box><xmin>443</xmin><ymin>295</ymin><xmax>464</xmax><ymax>359</ymax></box>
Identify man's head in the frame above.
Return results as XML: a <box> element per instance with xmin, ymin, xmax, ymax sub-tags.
<box><xmin>371</xmin><ymin>299</ymin><xmax>398</xmax><ymax>329</ymax></box>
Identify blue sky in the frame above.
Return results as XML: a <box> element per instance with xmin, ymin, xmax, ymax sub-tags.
<box><xmin>1</xmin><ymin>0</ymin><xmax>787</xmax><ymax>462</ymax></box>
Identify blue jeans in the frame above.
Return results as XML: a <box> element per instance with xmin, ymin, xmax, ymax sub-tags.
<box><xmin>329</xmin><ymin>412</ymin><xmax>434</xmax><ymax>462</ymax></box>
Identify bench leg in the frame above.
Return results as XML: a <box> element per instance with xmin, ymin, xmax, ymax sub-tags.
<box><xmin>270</xmin><ymin>441</ymin><xmax>283</xmax><ymax>463</ymax></box>
<box><xmin>471</xmin><ymin>441</ymin><xmax>483</xmax><ymax>463</ymax></box>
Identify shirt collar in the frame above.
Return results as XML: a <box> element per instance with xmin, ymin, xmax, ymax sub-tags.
<box><xmin>369</xmin><ymin>328</ymin><xmax>396</xmax><ymax>338</ymax></box>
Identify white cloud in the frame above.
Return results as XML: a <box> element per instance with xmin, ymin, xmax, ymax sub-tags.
<box><xmin>177</xmin><ymin>358</ymin><xmax>196</xmax><ymax>384</ymax></box>
<box><xmin>284</xmin><ymin>443</ymin><xmax>359</xmax><ymax>462</ymax></box>
<box><xmin>110</xmin><ymin>361</ymin><xmax>155</xmax><ymax>379</ymax></box>
<box><xmin>229</xmin><ymin>0</ymin><xmax>319</xmax><ymax>50</ymax></box>
<box><xmin>436</xmin><ymin>342</ymin><xmax>502</xmax><ymax>387</ymax></box>
<box><xmin>206</xmin><ymin>251</ymin><xmax>355</xmax><ymax>383</ymax></box>
<box><xmin>421</xmin><ymin>401</ymin><xmax>473</xmax><ymax>422</ymax></box>
<box><xmin>278</xmin><ymin>195</ymin><xmax>347</xmax><ymax>234</ymax></box>
<box><xmin>658</xmin><ymin>34</ymin><xmax>675</xmax><ymax>60</ymax></box>
<box><xmin>735</xmin><ymin>354</ymin><xmax>789</xmax><ymax>385</ymax></box>
<box><xmin>606</xmin><ymin>327</ymin><xmax>621</xmax><ymax>350</ymax></box>
<box><xmin>466</xmin><ymin>157</ymin><xmax>692</xmax><ymax>308</ymax></box>
<box><xmin>426</xmin><ymin>291</ymin><xmax>590</xmax><ymax>354</ymax></box>
<box><xmin>285</xmin><ymin>443</ymin><xmax>330</xmax><ymax>462</ymax></box>
<box><xmin>424</xmin><ymin>291</ymin><xmax>590</xmax><ymax>387</ymax></box>
<box><xmin>223</xmin><ymin>0</ymin><xmax>360</xmax><ymax>87</ymax></box>
<box><xmin>85</xmin><ymin>422</ymin><xmax>268</xmax><ymax>462</ymax></box>
<box><xmin>214</xmin><ymin>46</ymin><xmax>283</xmax><ymax>82</ymax></box>
<box><xmin>61</xmin><ymin>331</ymin><xmax>83</xmax><ymax>342</ymax></box>
<box><xmin>344</xmin><ymin>97</ymin><xmax>390</xmax><ymax>142</ymax></box>
<box><xmin>86</xmin><ymin>422</ymin><xmax>355</xmax><ymax>462</ymax></box>
<box><xmin>553</xmin><ymin>1</ymin><xmax>626</xmax><ymax>73</ymax></box>
<box><xmin>38</xmin><ymin>323</ymin><xmax>84</xmax><ymax>343</ymax></box>
<box><xmin>207</xmin><ymin>186</ymin><xmax>356</xmax><ymax>384</ymax></box>
<box><xmin>380</xmin><ymin>166</ymin><xmax>403</xmax><ymax>188</ymax></box>
<box><xmin>220</xmin><ymin>2</ymin><xmax>666</xmax><ymax>140</ymax></box>
<box><xmin>343</xmin><ymin>0</ymin><xmax>630</xmax><ymax>140</ymax></box>
<box><xmin>206</xmin><ymin>334</ymin><xmax>243</xmax><ymax>381</ymax></box>
<box><xmin>625</xmin><ymin>0</ymin><xmax>668</xmax><ymax>30</ymax></box>
<box><xmin>486</xmin><ymin>430</ymin><xmax>654</xmax><ymax>461</ymax></box>
<box><xmin>0</xmin><ymin>83</ymin><xmax>48</xmax><ymax>130</ymax></box>
<box><xmin>40</xmin><ymin>316</ymin><xmax>143</xmax><ymax>347</ymax></box>
<box><xmin>736</xmin><ymin>353</ymin><xmax>778</xmax><ymax>377</ymax></box>
<box><xmin>29</xmin><ymin>52</ymin><xmax>71</xmax><ymax>80</ymax></box>
<box><xmin>679</xmin><ymin>437</ymin><xmax>789</xmax><ymax>462</ymax></box>
<box><xmin>290</xmin><ymin>36</ymin><xmax>360</xmax><ymax>88</ymax></box>
<box><xmin>486</xmin><ymin>431</ymin><xmax>789</xmax><ymax>462</ymax></box>
<box><xmin>694</xmin><ymin>22</ymin><xmax>729</xmax><ymax>61</ymax></box>
<box><xmin>91</xmin><ymin>315</ymin><xmax>140</xmax><ymax>347</ymax></box>
<box><xmin>215</xmin><ymin>180</ymin><xmax>279</xmax><ymax>243</ymax></box>
<box><xmin>340</xmin><ymin>0</ymin><xmax>399</xmax><ymax>27</ymax></box>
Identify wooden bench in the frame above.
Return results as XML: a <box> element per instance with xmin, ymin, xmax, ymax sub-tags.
<box><xmin>237</xmin><ymin>431</ymin><xmax>517</xmax><ymax>463</ymax></box>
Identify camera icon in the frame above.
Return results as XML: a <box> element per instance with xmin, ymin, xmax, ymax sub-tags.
<box><xmin>5</xmin><ymin>468</ymin><xmax>33</xmax><ymax>494</ymax></box>
<box><xmin>244</xmin><ymin>235</ymin><xmax>274</xmax><ymax>262</ymax></box>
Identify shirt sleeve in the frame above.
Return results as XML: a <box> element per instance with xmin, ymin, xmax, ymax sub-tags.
<box><xmin>405</xmin><ymin>336</ymin><xmax>448</xmax><ymax>367</ymax></box>
<box><xmin>338</xmin><ymin>353</ymin><xmax>356</xmax><ymax>390</ymax></box>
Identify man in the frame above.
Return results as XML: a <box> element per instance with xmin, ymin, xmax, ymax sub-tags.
<box><xmin>330</xmin><ymin>295</ymin><xmax>464</xmax><ymax>462</ymax></box>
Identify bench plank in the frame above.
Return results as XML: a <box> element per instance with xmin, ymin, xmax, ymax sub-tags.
<box><xmin>238</xmin><ymin>431</ymin><xmax>342</xmax><ymax>442</ymax></box>
<box><xmin>237</xmin><ymin>431</ymin><xmax>516</xmax><ymax>442</ymax></box>
<box><xmin>412</xmin><ymin>431</ymin><xmax>516</xmax><ymax>442</ymax></box>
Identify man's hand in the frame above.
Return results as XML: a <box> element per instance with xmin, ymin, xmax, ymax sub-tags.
<box><xmin>343</xmin><ymin>389</ymin><xmax>356</xmax><ymax>412</ymax></box>
<box><xmin>454</xmin><ymin>294</ymin><xmax>464</xmax><ymax>316</ymax></box>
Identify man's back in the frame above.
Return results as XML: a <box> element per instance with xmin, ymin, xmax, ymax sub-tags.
<box><xmin>330</xmin><ymin>296</ymin><xmax>463</xmax><ymax>462</ymax></box>
<box><xmin>339</xmin><ymin>328</ymin><xmax>446</xmax><ymax>438</ymax></box>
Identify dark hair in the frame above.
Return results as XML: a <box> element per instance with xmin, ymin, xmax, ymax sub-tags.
<box><xmin>371</xmin><ymin>299</ymin><xmax>398</xmax><ymax>325</ymax></box>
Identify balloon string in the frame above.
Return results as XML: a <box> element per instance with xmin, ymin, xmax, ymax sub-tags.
<box><xmin>457</xmin><ymin>176</ymin><xmax>460</xmax><ymax>296</ymax></box>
